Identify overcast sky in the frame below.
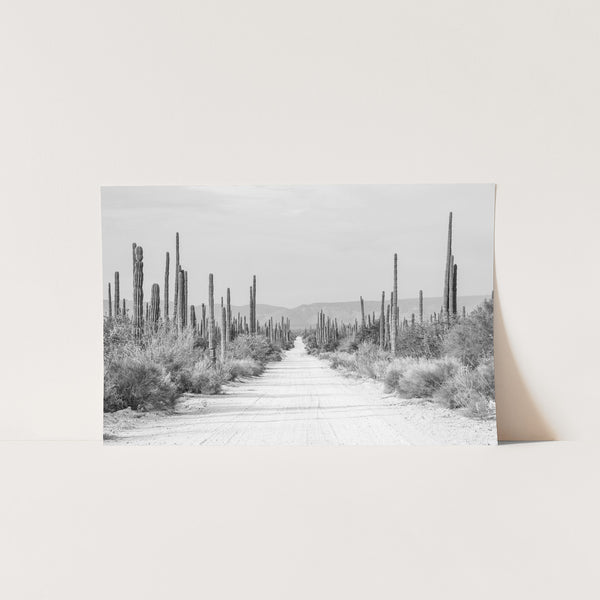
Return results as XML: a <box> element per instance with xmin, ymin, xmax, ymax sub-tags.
<box><xmin>102</xmin><ymin>185</ymin><xmax>494</xmax><ymax>308</ymax></box>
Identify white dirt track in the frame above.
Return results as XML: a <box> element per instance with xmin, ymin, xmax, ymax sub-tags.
<box><xmin>104</xmin><ymin>337</ymin><xmax>497</xmax><ymax>445</ymax></box>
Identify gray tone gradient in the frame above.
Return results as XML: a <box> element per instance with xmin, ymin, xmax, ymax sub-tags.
<box><xmin>102</xmin><ymin>185</ymin><xmax>494</xmax><ymax>308</ymax></box>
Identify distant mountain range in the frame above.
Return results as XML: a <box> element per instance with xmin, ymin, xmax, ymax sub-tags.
<box><xmin>104</xmin><ymin>295</ymin><xmax>489</xmax><ymax>329</ymax></box>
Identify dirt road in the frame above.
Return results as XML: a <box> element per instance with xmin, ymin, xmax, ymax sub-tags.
<box><xmin>104</xmin><ymin>337</ymin><xmax>496</xmax><ymax>445</ymax></box>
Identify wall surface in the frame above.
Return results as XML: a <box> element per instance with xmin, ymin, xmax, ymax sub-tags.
<box><xmin>1</xmin><ymin>1</ymin><xmax>599</xmax><ymax>598</ymax></box>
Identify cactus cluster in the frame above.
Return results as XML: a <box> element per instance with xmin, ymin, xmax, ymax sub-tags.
<box><xmin>307</xmin><ymin>211</ymin><xmax>465</xmax><ymax>353</ymax></box>
<box><xmin>105</xmin><ymin>231</ymin><xmax>292</xmax><ymax>369</ymax></box>
<box><xmin>442</xmin><ymin>212</ymin><xmax>459</xmax><ymax>320</ymax></box>
<box><xmin>106</xmin><ymin>211</ymin><xmax>465</xmax><ymax>361</ymax></box>
<box><xmin>315</xmin><ymin>310</ymin><xmax>339</xmax><ymax>346</ymax></box>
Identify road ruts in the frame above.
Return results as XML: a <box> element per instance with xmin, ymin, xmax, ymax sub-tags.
<box><xmin>105</xmin><ymin>337</ymin><xmax>445</xmax><ymax>445</ymax></box>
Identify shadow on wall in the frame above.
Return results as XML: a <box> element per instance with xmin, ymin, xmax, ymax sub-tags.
<box><xmin>494</xmin><ymin>268</ymin><xmax>556</xmax><ymax>441</ymax></box>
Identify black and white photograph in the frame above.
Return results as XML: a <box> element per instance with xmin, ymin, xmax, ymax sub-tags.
<box><xmin>103</xmin><ymin>185</ymin><xmax>496</xmax><ymax>445</ymax></box>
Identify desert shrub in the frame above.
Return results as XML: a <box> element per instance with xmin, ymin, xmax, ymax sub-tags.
<box><xmin>103</xmin><ymin>324</ymin><xmax>277</xmax><ymax>412</ymax></box>
<box><xmin>326</xmin><ymin>343</ymin><xmax>389</xmax><ymax>379</ymax></box>
<box><xmin>103</xmin><ymin>317</ymin><xmax>135</xmax><ymax>358</ymax></box>
<box><xmin>143</xmin><ymin>328</ymin><xmax>201</xmax><ymax>382</ymax></box>
<box><xmin>435</xmin><ymin>357</ymin><xmax>495</xmax><ymax>417</ymax></box>
<box><xmin>443</xmin><ymin>299</ymin><xmax>493</xmax><ymax>367</ymax></box>
<box><xmin>176</xmin><ymin>359</ymin><xmax>230</xmax><ymax>394</ymax></box>
<box><xmin>354</xmin><ymin>343</ymin><xmax>390</xmax><ymax>379</ymax></box>
<box><xmin>322</xmin><ymin>338</ymin><xmax>340</xmax><ymax>351</ymax></box>
<box><xmin>337</xmin><ymin>337</ymin><xmax>359</xmax><ymax>353</ymax></box>
<box><xmin>302</xmin><ymin>331</ymin><xmax>318</xmax><ymax>353</ymax></box>
<box><xmin>104</xmin><ymin>353</ymin><xmax>178</xmax><ymax>411</ymax></box>
<box><xmin>384</xmin><ymin>357</ymin><xmax>460</xmax><ymax>398</ymax></box>
<box><xmin>329</xmin><ymin>351</ymin><xmax>357</xmax><ymax>371</ymax></box>
<box><xmin>383</xmin><ymin>357</ymin><xmax>415</xmax><ymax>392</ymax></box>
<box><xmin>355</xmin><ymin>323</ymin><xmax>381</xmax><ymax>346</ymax></box>
<box><xmin>228</xmin><ymin>358</ymin><xmax>263</xmax><ymax>380</ymax></box>
<box><xmin>227</xmin><ymin>334</ymin><xmax>282</xmax><ymax>364</ymax></box>
<box><xmin>396</xmin><ymin>323</ymin><xmax>445</xmax><ymax>359</ymax></box>
<box><xmin>302</xmin><ymin>331</ymin><xmax>340</xmax><ymax>353</ymax></box>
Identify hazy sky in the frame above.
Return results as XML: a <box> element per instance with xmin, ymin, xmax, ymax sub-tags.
<box><xmin>102</xmin><ymin>185</ymin><xmax>494</xmax><ymax>308</ymax></box>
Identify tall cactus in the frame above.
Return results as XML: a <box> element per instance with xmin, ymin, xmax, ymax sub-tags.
<box><xmin>122</xmin><ymin>299</ymin><xmax>126</xmax><ymax>317</ymax></box>
<box><xmin>451</xmin><ymin>263</ymin><xmax>458</xmax><ymax>316</ymax></box>
<box><xmin>114</xmin><ymin>271</ymin><xmax>120</xmax><ymax>317</ymax></box>
<box><xmin>150</xmin><ymin>283</ymin><xmax>160</xmax><ymax>326</ymax></box>
<box><xmin>391</xmin><ymin>253</ymin><xmax>398</xmax><ymax>354</ymax></box>
<box><xmin>252</xmin><ymin>275</ymin><xmax>257</xmax><ymax>335</ymax></box>
<box><xmin>379</xmin><ymin>291</ymin><xmax>385</xmax><ymax>349</ymax></box>
<box><xmin>177</xmin><ymin>269</ymin><xmax>185</xmax><ymax>332</ymax></box>
<box><xmin>443</xmin><ymin>212</ymin><xmax>453</xmax><ymax>320</ymax></box>
<box><xmin>183</xmin><ymin>270</ymin><xmax>188</xmax><ymax>327</ymax></box>
<box><xmin>108</xmin><ymin>283</ymin><xmax>112</xmax><ymax>318</ymax></box>
<box><xmin>173</xmin><ymin>233</ymin><xmax>180</xmax><ymax>324</ymax></box>
<box><xmin>249</xmin><ymin>286</ymin><xmax>253</xmax><ymax>335</ymax></box>
<box><xmin>419</xmin><ymin>289</ymin><xmax>423</xmax><ymax>323</ymax></box>
<box><xmin>208</xmin><ymin>273</ymin><xmax>216</xmax><ymax>364</ymax></box>
<box><xmin>385</xmin><ymin>304</ymin><xmax>391</xmax><ymax>349</ymax></box>
<box><xmin>164</xmin><ymin>252</ymin><xmax>169</xmax><ymax>321</ymax></box>
<box><xmin>133</xmin><ymin>245</ymin><xmax>144</xmax><ymax>340</ymax></box>
<box><xmin>221</xmin><ymin>299</ymin><xmax>226</xmax><ymax>361</ymax></box>
<box><xmin>190</xmin><ymin>305</ymin><xmax>197</xmax><ymax>330</ymax></box>
<box><xmin>226</xmin><ymin>288</ymin><xmax>232</xmax><ymax>342</ymax></box>
<box><xmin>360</xmin><ymin>296</ymin><xmax>366</xmax><ymax>330</ymax></box>
<box><xmin>447</xmin><ymin>255</ymin><xmax>454</xmax><ymax>318</ymax></box>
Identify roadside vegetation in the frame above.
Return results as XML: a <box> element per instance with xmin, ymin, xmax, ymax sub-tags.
<box><xmin>303</xmin><ymin>211</ymin><xmax>494</xmax><ymax>420</ymax></box>
<box><xmin>104</xmin><ymin>319</ymin><xmax>292</xmax><ymax>412</ymax></box>
<box><xmin>304</xmin><ymin>299</ymin><xmax>494</xmax><ymax>419</ymax></box>
<box><xmin>104</xmin><ymin>232</ymin><xmax>294</xmax><ymax>413</ymax></box>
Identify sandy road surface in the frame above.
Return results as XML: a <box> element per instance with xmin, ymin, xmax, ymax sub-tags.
<box><xmin>104</xmin><ymin>338</ymin><xmax>496</xmax><ymax>445</ymax></box>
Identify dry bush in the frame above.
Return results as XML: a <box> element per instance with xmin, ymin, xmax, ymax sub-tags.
<box><xmin>327</xmin><ymin>343</ymin><xmax>389</xmax><ymax>379</ymax></box>
<box><xmin>384</xmin><ymin>357</ymin><xmax>461</xmax><ymax>398</ymax></box>
<box><xmin>435</xmin><ymin>357</ymin><xmax>495</xmax><ymax>418</ymax></box>
<box><xmin>175</xmin><ymin>358</ymin><xmax>230</xmax><ymax>394</ymax></box>
<box><xmin>104</xmin><ymin>323</ymin><xmax>279</xmax><ymax>412</ymax></box>
<box><xmin>443</xmin><ymin>299</ymin><xmax>493</xmax><ymax>367</ymax></box>
<box><xmin>354</xmin><ymin>343</ymin><xmax>390</xmax><ymax>379</ymax></box>
<box><xmin>104</xmin><ymin>353</ymin><xmax>178</xmax><ymax>411</ymax></box>
<box><xmin>329</xmin><ymin>351</ymin><xmax>357</xmax><ymax>371</ymax></box>
<box><xmin>227</xmin><ymin>358</ymin><xmax>263</xmax><ymax>380</ymax></box>
<box><xmin>337</xmin><ymin>337</ymin><xmax>358</xmax><ymax>353</ymax></box>
<box><xmin>383</xmin><ymin>357</ymin><xmax>416</xmax><ymax>392</ymax></box>
<box><xmin>227</xmin><ymin>334</ymin><xmax>283</xmax><ymax>364</ymax></box>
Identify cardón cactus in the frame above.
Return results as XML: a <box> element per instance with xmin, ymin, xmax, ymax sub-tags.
<box><xmin>133</xmin><ymin>245</ymin><xmax>144</xmax><ymax>340</ymax></box>
<box><xmin>150</xmin><ymin>283</ymin><xmax>160</xmax><ymax>326</ymax></box>
<box><xmin>208</xmin><ymin>273</ymin><xmax>216</xmax><ymax>364</ymax></box>
<box><xmin>164</xmin><ymin>252</ymin><xmax>169</xmax><ymax>321</ymax></box>
<box><xmin>443</xmin><ymin>212</ymin><xmax>453</xmax><ymax>319</ymax></box>
<box><xmin>114</xmin><ymin>272</ymin><xmax>120</xmax><ymax>317</ymax></box>
<box><xmin>391</xmin><ymin>253</ymin><xmax>398</xmax><ymax>354</ymax></box>
<box><xmin>173</xmin><ymin>233</ymin><xmax>180</xmax><ymax>324</ymax></box>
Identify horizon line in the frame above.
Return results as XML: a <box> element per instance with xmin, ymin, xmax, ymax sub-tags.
<box><xmin>103</xmin><ymin>292</ymin><xmax>492</xmax><ymax>310</ymax></box>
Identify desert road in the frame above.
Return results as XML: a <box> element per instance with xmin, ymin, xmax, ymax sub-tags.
<box><xmin>104</xmin><ymin>338</ymin><xmax>496</xmax><ymax>445</ymax></box>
